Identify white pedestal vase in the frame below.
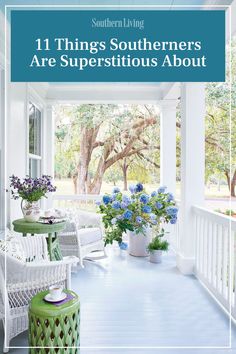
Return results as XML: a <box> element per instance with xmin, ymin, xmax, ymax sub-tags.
<box><xmin>149</xmin><ymin>250</ymin><xmax>162</xmax><ymax>263</ymax></box>
<box><xmin>128</xmin><ymin>229</ymin><xmax>151</xmax><ymax>257</ymax></box>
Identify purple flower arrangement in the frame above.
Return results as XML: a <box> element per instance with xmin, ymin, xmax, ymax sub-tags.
<box><xmin>9</xmin><ymin>175</ymin><xmax>57</xmax><ymax>203</ymax></box>
<box><xmin>97</xmin><ymin>183</ymin><xmax>178</xmax><ymax>246</ymax></box>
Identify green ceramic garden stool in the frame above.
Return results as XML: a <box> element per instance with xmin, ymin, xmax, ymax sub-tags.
<box><xmin>12</xmin><ymin>219</ymin><xmax>66</xmax><ymax>261</ymax></box>
<box><xmin>29</xmin><ymin>290</ymin><xmax>80</xmax><ymax>354</ymax></box>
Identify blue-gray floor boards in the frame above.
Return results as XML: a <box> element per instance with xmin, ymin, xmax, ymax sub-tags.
<box><xmin>1</xmin><ymin>246</ymin><xmax>235</xmax><ymax>354</ymax></box>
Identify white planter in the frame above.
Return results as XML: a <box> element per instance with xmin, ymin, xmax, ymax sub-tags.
<box><xmin>128</xmin><ymin>229</ymin><xmax>151</xmax><ymax>257</ymax></box>
<box><xmin>149</xmin><ymin>250</ymin><xmax>162</xmax><ymax>263</ymax></box>
<box><xmin>22</xmin><ymin>201</ymin><xmax>41</xmax><ymax>222</ymax></box>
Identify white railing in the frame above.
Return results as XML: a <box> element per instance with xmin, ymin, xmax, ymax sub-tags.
<box><xmin>53</xmin><ymin>194</ymin><xmax>102</xmax><ymax>212</ymax></box>
<box><xmin>193</xmin><ymin>206</ymin><xmax>236</xmax><ymax>319</ymax></box>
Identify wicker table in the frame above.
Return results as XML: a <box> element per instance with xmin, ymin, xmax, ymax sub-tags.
<box><xmin>29</xmin><ymin>289</ymin><xmax>80</xmax><ymax>353</ymax></box>
<box><xmin>12</xmin><ymin>219</ymin><xmax>66</xmax><ymax>261</ymax></box>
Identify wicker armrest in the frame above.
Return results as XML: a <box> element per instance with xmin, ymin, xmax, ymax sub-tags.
<box><xmin>26</xmin><ymin>256</ymin><xmax>79</xmax><ymax>268</ymax></box>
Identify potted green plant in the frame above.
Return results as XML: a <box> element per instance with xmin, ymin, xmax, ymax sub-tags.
<box><xmin>97</xmin><ymin>183</ymin><xmax>178</xmax><ymax>257</ymax></box>
<box><xmin>147</xmin><ymin>229</ymin><xmax>169</xmax><ymax>263</ymax></box>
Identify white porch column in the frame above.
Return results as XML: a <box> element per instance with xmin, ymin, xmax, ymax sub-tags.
<box><xmin>44</xmin><ymin>103</ymin><xmax>54</xmax><ymax>209</ymax></box>
<box><xmin>160</xmin><ymin>100</ymin><xmax>178</xmax><ymax>194</ymax></box>
<box><xmin>177</xmin><ymin>83</ymin><xmax>205</xmax><ymax>275</ymax></box>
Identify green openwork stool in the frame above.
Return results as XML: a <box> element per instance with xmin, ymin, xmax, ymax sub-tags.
<box><xmin>29</xmin><ymin>290</ymin><xmax>80</xmax><ymax>354</ymax></box>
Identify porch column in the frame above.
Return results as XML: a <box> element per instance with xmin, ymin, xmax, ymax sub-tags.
<box><xmin>177</xmin><ymin>83</ymin><xmax>205</xmax><ymax>275</ymax></box>
<box><xmin>160</xmin><ymin>100</ymin><xmax>178</xmax><ymax>194</ymax></box>
<box><xmin>44</xmin><ymin>103</ymin><xmax>54</xmax><ymax>209</ymax></box>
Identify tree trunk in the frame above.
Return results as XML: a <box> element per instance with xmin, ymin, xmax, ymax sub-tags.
<box><xmin>225</xmin><ymin>170</ymin><xmax>230</xmax><ymax>191</ymax></box>
<box><xmin>77</xmin><ymin>126</ymin><xmax>99</xmax><ymax>194</ymax></box>
<box><xmin>225</xmin><ymin>169</ymin><xmax>236</xmax><ymax>197</ymax></box>
<box><xmin>87</xmin><ymin>163</ymin><xmax>105</xmax><ymax>194</ymax></box>
<box><xmin>122</xmin><ymin>159</ymin><xmax>129</xmax><ymax>191</ymax></box>
<box><xmin>231</xmin><ymin>169</ymin><xmax>236</xmax><ymax>197</ymax></box>
<box><xmin>72</xmin><ymin>174</ymin><xmax>78</xmax><ymax>194</ymax></box>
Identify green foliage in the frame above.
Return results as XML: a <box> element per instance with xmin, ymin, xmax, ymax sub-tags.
<box><xmin>54</xmin><ymin>104</ymin><xmax>160</xmax><ymax>188</ymax></box>
<box><xmin>104</xmin><ymin>166</ymin><xmax>122</xmax><ymax>185</ymax></box>
<box><xmin>215</xmin><ymin>209</ymin><xmax>235</xmax><ymax>216</ymax></box>
<box><xmin>204</xmin><ymin>38</ymin><xmax>236</xmax><ymax>190</ymax></box>
<box><xmin>147</xmin><ymin>232</ymin><xmax>169</xmax><ymax>252</ymax></box>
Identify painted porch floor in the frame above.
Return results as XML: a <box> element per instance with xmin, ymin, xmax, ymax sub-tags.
<box><xmin>1</xmin><ymin>246</ymin><xmax>236</xmax><ymax>354</ymax></box>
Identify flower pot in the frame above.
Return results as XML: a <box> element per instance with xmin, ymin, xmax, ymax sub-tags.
<box><xmin>128</xmin><ymin>229</ymin><xmax>151</xmax><ymax>257</ymax></box>
<box><xmin>149</xmin><ymin>250</ymin><xmax>162</xmax><ymax>263</ymax></box>
<box><xmin>21</xmin><ymin>200</ymin><xmax>41</xmax><ymax>222</ymax></box>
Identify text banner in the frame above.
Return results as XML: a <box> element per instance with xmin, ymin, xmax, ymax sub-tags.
<box><xmin>11</xmin><ymin>10</ymin><xmax>225</xmax><ymax>82</ymax></box>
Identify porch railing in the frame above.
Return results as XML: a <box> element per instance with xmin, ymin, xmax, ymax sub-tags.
<box><xmin>193</xmin><ymin>206</ymin><xmax>236</xmax><ymax>320</ymax></box>
<box><xmin>53</xmin><ymin>194</ymin><xmax>101</xmax><ymax>212</ymax></box>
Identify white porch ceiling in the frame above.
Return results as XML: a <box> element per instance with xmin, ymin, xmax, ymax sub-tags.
<box><xmin>30</xmin><ymin>81</ymin><xmax>180</xmax><ymax>104</ymax></box>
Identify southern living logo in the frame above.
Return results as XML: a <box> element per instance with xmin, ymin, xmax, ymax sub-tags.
<box><xmin>91</xmin><ymin>17</ymin><xmax>145</xmax><ymax>30</ymax></box>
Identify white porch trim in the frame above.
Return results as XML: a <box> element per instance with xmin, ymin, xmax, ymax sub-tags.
<box><xmin>177</xmin><ymin>82</ymin><xmax>205</xmax><ymax>275</ymax></box>
<box><xmin>160</xmin><ymin>99</ymin><xmax>178</xmax><ymax>195</ymax></box>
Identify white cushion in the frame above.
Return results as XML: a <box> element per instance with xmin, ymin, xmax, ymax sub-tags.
<box><xmin>77</xmin><ymin>227</ymin><xmax>102</xmax><ymax>246</ymax></box>
<box><xmin>0</xmin><ymin>231</ymin><xmax>25</xmax><ymax>262</ymax></box>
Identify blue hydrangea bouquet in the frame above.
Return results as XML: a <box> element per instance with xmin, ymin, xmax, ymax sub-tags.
<box><xmin>97</xmin><ymin>183</ymin><xmax>178</xmax><ymax>246</ymax></box>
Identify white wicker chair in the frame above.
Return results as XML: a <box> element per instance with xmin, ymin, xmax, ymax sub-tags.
<box><xmin>57</xmin><ymin>209</ymin><xmax>106</xmax><ymax>268</ymax></box>
<box><xmin>0</xmin><ymin>232</ymin><xmax>79</xmax><ymax>352</ymax></box>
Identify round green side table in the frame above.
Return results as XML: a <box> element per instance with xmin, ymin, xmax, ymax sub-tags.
<box><xmin>29</xmin><ymin>290</ymin><xmax>80</xmax><ymax>354</ymax></box>
<box><xmin>12</xmin><ymin>219</ymin><xmax>66</xmax><ymax>261</ymax></box>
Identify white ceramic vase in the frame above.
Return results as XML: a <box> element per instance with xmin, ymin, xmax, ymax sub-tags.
<box><xmin>149</xmin><ymin>250</ymin><xmax>162</xmax><ymax>263</ymax></box>
<box><xmin>22</xmin><ymin>200</ymin><xmax>41</xmax><ymax>222</ymax></box>
<box><xmin>128</xmin><ymin>229</ymin><xmax>151</xmax><ymax>257</ymax></box>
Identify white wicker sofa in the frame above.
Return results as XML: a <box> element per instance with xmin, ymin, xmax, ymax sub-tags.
<box><xmin>57</xmin><ymin>209</ymin><xmax>106</xmax><ymax>268</ymax></box>
<box><xmin>0</xmin><ymin>231</ymin><xmax>79</xmax><ymax>352</ymax></box>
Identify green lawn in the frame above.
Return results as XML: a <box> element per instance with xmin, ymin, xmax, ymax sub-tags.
<box><xmin>55</xmin><ymin>178</ymin><xmax>230</xmax><ymax>199</ymax></box>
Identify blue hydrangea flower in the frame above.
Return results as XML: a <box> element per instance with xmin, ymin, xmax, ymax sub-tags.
<box><xmin>95</xmin><ymin>201</ymin><xmax>101</xmax><ymax>206</ymax></box>
<box><xmin>158</xmin><ymin>186</ymin><xmax>167</xmax><ymax>194</ymax></box>
<box><xmin>121</xmin><ymin>202</ymin><xmax>127</xmax><ymax>209</ymax></box>
<box><xmin>103</xmin><ymin>195</ymin><xmax>111</xmax><ymax>205</ymax></box>
<box><xmin>119</xmin><ymin>241</ymin><xmax>128</xmax><ymax>250</ymax></box>
<box><xmin>113</xmin><ymin>187</ymin><xmax>120</xmax><ymax>194</ymax></box>
<box><xmin>111</xmin><ymin>218</ymin><xmax>117</xmax><ymax>225</ymax></box>
<box><xmin>167</xmin><ymin>193</ymin><xmax>174</xmax><ymax>202</ymax></box>
<box><xmin>156</xmin><ymin>202</ymin><xmax>163</xmax><ymax>209</ymax></box>
<box><xmin>123</xmin><ymin>209</ymin><xmax>133</xmax><ymax>220</ymax></box>
<box><xmin>151</xmin><ymin>191</ymin><xmax>157</xmax><ymax>197</ymax></box>
<box><xmin>166</xmin><ymin>206</ymin><xmax>178</xmax><ymax>216</ymax></box>
<box><xmin>136</xmin><ymin>216</ymin><xmax>143</xmax><ymax>224</ymax></box>
<box><xmin>149</xmin><ymin>213</ymin><xmax>157</xmax><ymax>220</ymax></box>
<box><xmin>152</xmin><ymin>220</ymin><xmax>158</xmax><ymax>225</ymax></box>
<box><xmin>142</xmin><ymin>205</ymin><xmax>152</xmax><ymax>214</ymax></box>
<box><xmin>139</xmin><ymin>193</ymin><xmax>149</xmax><ymax>204</ymax></box>
<box><xmin>170</xmin><ymin>217</ymin><xmax>177</xmax><ymax>224</ymax></box>
<box><xmin>122</xmin><ymin>195</ymin><xmax>131</xmax><ymax>206</ymax></box>
<box><xmin>111</xmin><ymin>193</ymin><xmax>117</xmax><ymax>201</ymax></box>
<box><xmin>135</xmin><ymin>183</ymin><xmax>144</xmax><ymax>193</ymax></box>
<box><xmin>129</xmin><ymin>184</ymin><xmax>136</xmax><ymax>193</ymax></box>
<box><xmin>117</xmin><ymin>215</ymin><xmax>124</xmax><ymax>220</ymax></box>
<box><xmin>112</xmin><ymin>201</ymin><xmax>121</xmax><ymax>210</ymax></box>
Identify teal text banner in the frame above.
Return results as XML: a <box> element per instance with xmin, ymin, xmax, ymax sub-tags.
<box><xmin>11</xmin><ymin>10</ymin><xmax>225</xmax><ymax>82</ymax></box>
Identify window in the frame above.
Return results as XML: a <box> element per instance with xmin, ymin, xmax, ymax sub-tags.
<box><xmin>28</xmin><ymin>102</ymin><xmax>42</xmax><ymax>178</ymax></box>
